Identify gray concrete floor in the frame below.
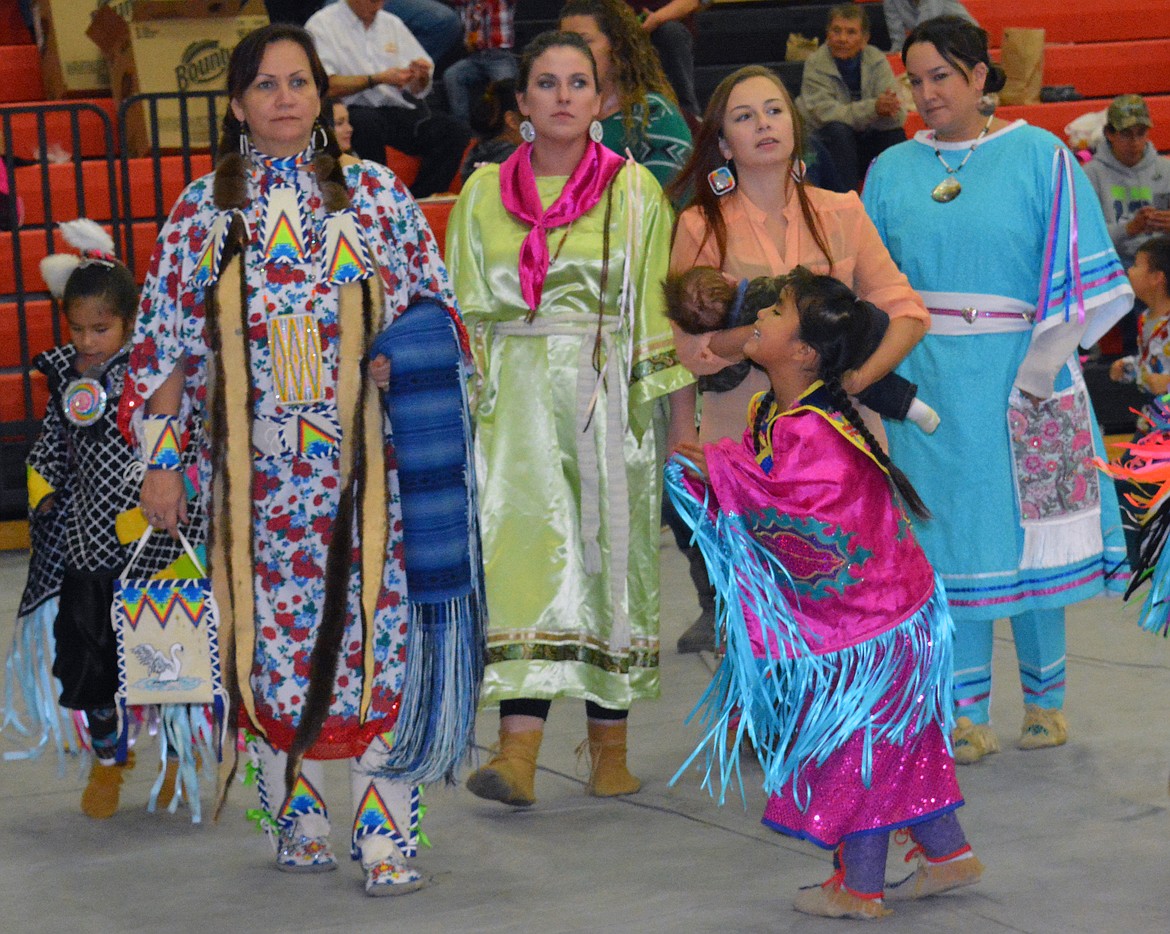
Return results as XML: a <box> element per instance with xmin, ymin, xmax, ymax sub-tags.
<box><xmin>1</xmin><ymin>536</ymin><xmax>1168</xmax><ymax>934</ymax></box>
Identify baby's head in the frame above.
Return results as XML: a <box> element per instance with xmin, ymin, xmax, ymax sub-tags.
<box><xmin>664</xmin><ymin>266</ymin><xmax>780</xmax><ymax>335</ymax></box>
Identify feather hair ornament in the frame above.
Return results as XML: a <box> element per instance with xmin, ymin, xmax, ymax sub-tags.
<box><xmin>39</xmin><ymin>218</ymin><xmax>120</xmax><ymax>298</ymax></box>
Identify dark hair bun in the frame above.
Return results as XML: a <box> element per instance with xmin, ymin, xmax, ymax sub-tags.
<box><xmin>984</xmin><ymin>64</ymin><xmax>1007</xmax><ymax>94</ymax></box>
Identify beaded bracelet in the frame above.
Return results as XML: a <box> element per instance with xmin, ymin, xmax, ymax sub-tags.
<box><xmin>143</xmin><ymin>414</ymin><xmax>183</xmax><ymax>471</ymax></box>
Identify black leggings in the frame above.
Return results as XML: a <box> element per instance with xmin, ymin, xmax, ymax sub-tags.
<box><xmin>500</xmin><ymin>699</ymin><xmax>627</xmax><ymax>721</ymax></box>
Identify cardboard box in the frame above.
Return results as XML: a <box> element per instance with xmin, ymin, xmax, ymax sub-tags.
<box><xmin>88</xmin><ymin>1</ymin><xmax>268</xmax><ymax>156</ymax></box>
<box><xmin>39</xmin><ymin>1</ymin><xmax>133</xmax><ymax>98</ymax></box>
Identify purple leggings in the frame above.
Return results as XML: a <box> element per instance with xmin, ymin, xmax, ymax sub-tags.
<box><xmin>840</xmin><ymin>810</ymin><xmax>968</xmax><ymax>896</ymax></box>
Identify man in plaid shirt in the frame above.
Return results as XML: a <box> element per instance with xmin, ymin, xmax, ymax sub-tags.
<box><xmin>443</xmin><ymin>0</ymin><xmax>519</xmax><ymax>122</ymax></box>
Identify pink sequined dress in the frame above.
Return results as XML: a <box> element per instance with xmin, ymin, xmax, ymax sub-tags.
<box><xmin>668</xmin><ymin>383</ymin><xmax>963</xmax><ymax>848</ymax></box>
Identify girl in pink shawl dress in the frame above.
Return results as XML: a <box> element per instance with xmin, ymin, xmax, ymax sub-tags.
<box><xmin>668</xmin><ymin>268</ymin><xmax>982</xmax><ymax>922</ymax></box>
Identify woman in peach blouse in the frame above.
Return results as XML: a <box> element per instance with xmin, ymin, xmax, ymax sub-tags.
<box><xmin>666</xmin><ymin>65</ymin><xmax>928</xmax><ymax>444</ymax></box>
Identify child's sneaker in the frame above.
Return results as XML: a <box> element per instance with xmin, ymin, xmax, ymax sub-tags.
<box><xmin>1017</xmin><ymin>705</ymin><xmax>1068</xmax><ymax>750</ymax></box>
<box><xmin>81</xmin><ymin>751</ymin><xmax>135</xmax><ymax>819</ymax></box>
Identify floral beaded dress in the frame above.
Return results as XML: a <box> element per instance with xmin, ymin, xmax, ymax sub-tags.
<box><xmin>448</xmin><ymin>160</ymin><xmax>693</xmax><ymax>709</ymax></box>
<box><xmin>122</xmin><ymin>150</ymin><xmax>461</xmax><ymax>761</ymax></box>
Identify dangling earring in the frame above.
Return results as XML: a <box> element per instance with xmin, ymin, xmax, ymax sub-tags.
<box><xmin>239</xmin><ymin>121</ymin><xmax>252</xmax><ymax>158</ymax></box>
<box><xmin>790</xmin><ymin>158</ymin><xmax>806</xmax><ymax>184</ymax></box>
<box><xmin>589</xmin><ymin>119</ymin><xmax>604</xmax><ymax>144</ymax></box>
<box><xmin>519</xmin><ymin>119</ymin><xmax>536</xmax><ymax>143</ymax></box>
<box><xmin>707</xmin><ymin>161</ymin><xmax>736</xmax><ymax>196</ymax></box>
<box><xmin>311</xmin><ymin>120</ymin><xmax>328</xmax><ymax>154</ymax></box>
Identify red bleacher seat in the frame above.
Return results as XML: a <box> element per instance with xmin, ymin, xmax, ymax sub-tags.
<box><xmin>0</xmin><ymin>299</ymin><xmax>61</xmax><ymax>370</ymax></box>
<box><xmin>12</xmin><ymin>155</ymin><xmax>214</xmax><ymax>226</ymax></box>
<box><xmin>0</xmin><ymin>98</ymin><xmax>120</xmax><ymax>161</ymax></box>
<box><xmin>0</xmin><ymin>44</ymin><xmax>43</xmax><ymax>104</ymax></box>
<box><xmin>419</xmin><ymin>197</ymin><xmax>457</xmax><ymax>257</ymax></box>
<box><xmin>0</xmin><ymin>370</ymin><xmax>47</xmax><ymax>424</ymax></box>
<box><xmin>965</xmin><ymin>0</ymin><xmax>1170</xmax><ymax>45</ymax></box>
<box><xmin>903</xmin><ymin>95</ymin><xmax>1170</xmax><ymax>151</ymax></box>
<box><xmin>1042</xmin><ymin>39</ymin><xmax>1170</xmax><ymax>99</ymax></box>
<box><xmin>384</xmin><ymin>147</ymin><xmax>420</xmax><ymax>189</ymax></box>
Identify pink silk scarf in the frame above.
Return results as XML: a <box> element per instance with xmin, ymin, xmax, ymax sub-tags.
<box><xmin>498</xmin><ymin>140</ymin><xmax>626</xmax><ymax>312</ymax></box>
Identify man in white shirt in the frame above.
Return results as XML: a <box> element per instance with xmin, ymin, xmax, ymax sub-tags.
<box><xmin>307</xmin><ymin>0</ymin><xmax>471</xmax><ymax>197</ymax></box>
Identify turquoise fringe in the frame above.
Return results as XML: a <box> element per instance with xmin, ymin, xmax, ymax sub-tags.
<box><xmin>146</xmin><ymin>704</ymin><xmax>219</xmax><ymax>824</ymax></box>
<box><xmin>664</xmin><ymin>460</ymin><xmax>955</xmax><ymax>807</ymax></box>
<box><xmin>1</xmin><ymin>599</ymin><xmax>73</xmax><ymax>774</ymax></box>
<box><xmin>1135</xmin><ymin>541</ymin><xmax>1170</xmax><ymax>637</ymax></box>
<box><xmin>378</xmin><ymin>593</ymin><xmax>486</xmax><ymax>785</ymax></box>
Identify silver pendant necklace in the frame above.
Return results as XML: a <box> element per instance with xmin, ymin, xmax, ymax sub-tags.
<box><xmin>930</xmin><ymin>115</ymin><xmax>994</xmax><ymax>203</ymax></box>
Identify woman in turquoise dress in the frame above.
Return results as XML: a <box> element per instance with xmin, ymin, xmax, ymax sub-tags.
<box><xmin>559</xmin><ymin>0</ymin><xmax>693</xmax><ymax>189</ymax></box>
<box><xmin>861</xmin><ymin>16</ymin><xmax>1133</xmax><ymax>764</ymax></box>
<box><xmin>448</xmin><ymin>31</ymin><xmax>693</xmax><ymax>807</ymax></box>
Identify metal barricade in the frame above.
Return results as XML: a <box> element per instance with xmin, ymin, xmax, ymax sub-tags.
<box><xmin>116</xmin><ymin>91</ymin><xmax>225</xmax><ymax>278</ymax></box>
<box><xmin>0</xmin><ymin>102</ymin><xmax>119</xmax><ymax>521</ymax></box>
<box><xmin>0</xmin><ymin>90</ymin><xmax>227</xmax><ymax>521</ymax></box>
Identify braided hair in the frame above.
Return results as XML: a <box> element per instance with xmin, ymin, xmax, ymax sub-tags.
<box><xmin>785</xmin><ymin>267</ymin><xmax>931</xmax><ymax>520</ymax></box>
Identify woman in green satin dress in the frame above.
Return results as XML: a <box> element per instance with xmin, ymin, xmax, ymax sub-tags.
<box><xmin>448</xmin><ymin>31</ymin><xmax>694</xmax><ymax>807</ymax></box>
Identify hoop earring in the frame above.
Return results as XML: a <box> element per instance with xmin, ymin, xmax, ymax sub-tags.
<box><xmin>239</xmin><ymin>122</ymin><xmax>252</xmax><ymax>158</ymax></box>
<box><xmin>519</xmin><ymin>119</ymin><xmax>536</xmax><ymax>143</ymax></box>
<box><xmin>311</xmin><ymin>120</ymin><xmax>328</xmax><ymax>154</ymax></box>
<box><xmin>707</xmin><ymin>161</ymin><xmax>736</xmax><ymax>196</ymax></box>
<box><xmin>589</xmin><ymin>119</ymin><xmax>604</xmax><ymax>144</ymax></box>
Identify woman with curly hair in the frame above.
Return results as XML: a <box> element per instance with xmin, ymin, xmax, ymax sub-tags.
<box><xmin>559</xmin><ymin>0</ymin><xmax>693</xmax><ymax>188</ymax></box>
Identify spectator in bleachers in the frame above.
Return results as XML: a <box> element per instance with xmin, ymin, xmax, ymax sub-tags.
<box><xmin>883</xmin><ymin>0</ymin><xmax>976</xmax><ymax>54</ymax></box>
<box><xmin>330</xmin><ymin>98</ymin><xmax>357</xmax><ymax>154</ymax></box>
<box><xmin>278</xmin><ymin>1</ymin><xmax>465</xmax><ymax>63</ymax></box>
<box><xmin>560</xmin><ymin>0</ymin><xmax>693</xmax><ymax>188</ymax></box>
<box><xmin>442</xmin><ymin>0</ymin><xmax>519</xmax><ymax>123</ymax></box>
<box><xmin>307</xmin><ymin>0</ymin><xmax>471</xmax><ymax>197</ymax></box>
<box><xmin>798</xmin><ymin>3</ymin><xmax>906</xmax><ymax>191</ymax></box>
<box><xmin>460</xmin><ymin>78</ymin><xmax>522</xmax><ymax>182</ymax></box>
<box><xmin>382</xmin><ymin>0</ymin><xmax>466</xmax><ymax>65</ymax></box>
<box><xmin>1085</xmin><ymin>95</ymin><xmax>1170</xmax><ymax>270</ymax></box>
<box><xmin>623</xmin><ymin>0</ymin><xmax>702</xmax><ymax>117</ymax></box>
<box><xmin>1084</xmin><ymin>95</ymin><xmax>1170</xmax><ymax>353</ymax></box>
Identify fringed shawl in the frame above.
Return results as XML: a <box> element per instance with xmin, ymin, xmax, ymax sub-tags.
<box><xmin>1097</xmin><ymin>398</ymin><xmax>1170</xmax><ymax>636</ymax></box>
<box><xmin>664</xmin><ymin>397</ymin><xmax>954</xmax><ymax>804</ymax></box>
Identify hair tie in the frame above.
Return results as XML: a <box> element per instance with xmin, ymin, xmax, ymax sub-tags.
<box><xmin>726</xmin><ymin>278</ymin><xmax>752</xmax><ymax>328</ymax></box>
<box><xmin>39</xmin><ymin>217</ymin><xmax>122</xmax><ymax>298</ymax></box>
